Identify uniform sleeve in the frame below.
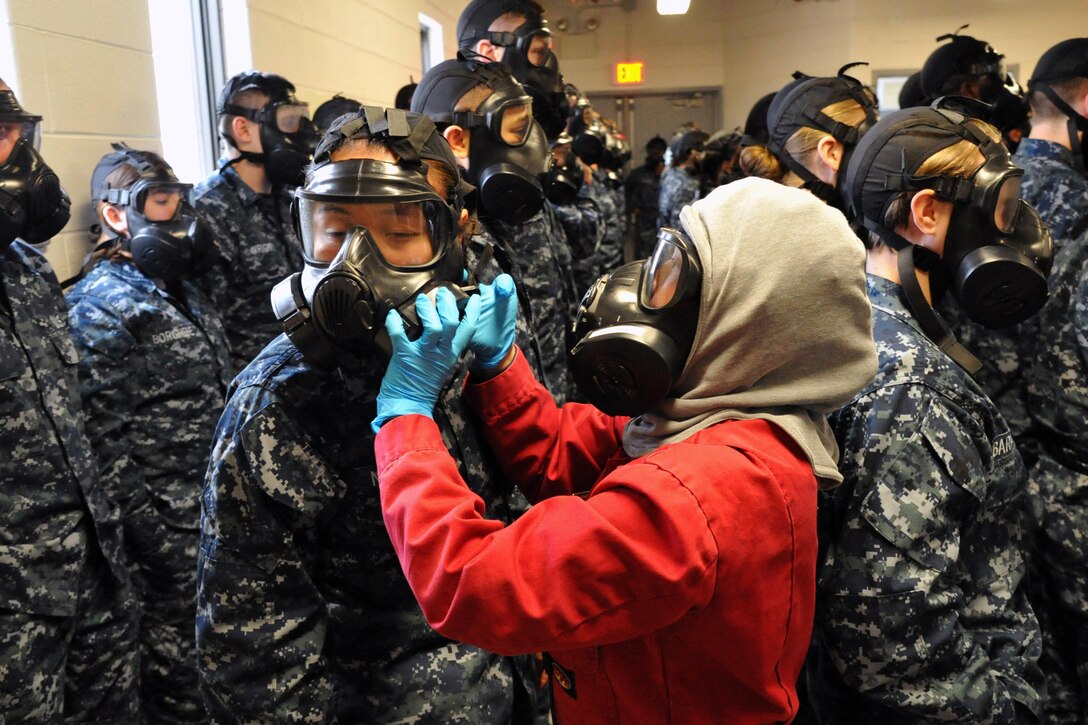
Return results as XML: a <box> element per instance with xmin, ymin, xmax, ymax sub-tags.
<box><xmin>67</xmin><ymin>296</ymin><xmax>153</xmax><ymax>528</ymax></box>
<box><xmin>196</xmin><ymin>402</ymin><xmax>340</xmax><ymax>722</ymax></box>
<box><xmin>375</xmin><ymin>414</ymin><xmax>718</xmax><ymax>656</ymax></box>
<box><xmin>465</xmin><ymin>348</ymin><xmax>627</xmax><ymax>501</ymax></box>
<box><xmin>555</xmin><ymin>196</ymin><xmax>604</xmax><ymax>259</ymax></box>
<box><xmin>189</xmin><ymin>196</ymin><xmax>235</xmax><ymax>315</ymax></box>
<box><xmin>819</xmin><ymin>385</ymin><xmax>1039</xmax><ymax>721</ymax></box>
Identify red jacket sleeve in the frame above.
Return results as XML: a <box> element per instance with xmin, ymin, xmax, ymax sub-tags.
<box><xmin>464</xmin><ymin>347</ymin><xmax>628</xmax><ymax>501</ymax></box>
<box><xmin>375</xmin><ymin>414</ymin><xmax>719</xmax><ymax>657</ymax></box>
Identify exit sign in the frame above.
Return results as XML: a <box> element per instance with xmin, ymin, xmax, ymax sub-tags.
<box><xmin>615</xmin><ymin>62</ymin><xmax>644</xmax><ymax>85</ymax></box>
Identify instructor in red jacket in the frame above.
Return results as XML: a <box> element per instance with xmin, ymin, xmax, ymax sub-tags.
<box><xmin>371</xmin><ymin>178</ymin><xmax>878</xmax><ymax>723</ymax></box>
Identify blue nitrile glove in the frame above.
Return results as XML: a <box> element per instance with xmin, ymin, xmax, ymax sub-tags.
<box><xmin>372</xmin><ymin>288</ymin><xmax>481</xmax><ymax>433</ymax></box>
<box><xmin>469</xmin><ymin>273</ymin><xmax>518</xmax><ymax>371</ymax></box>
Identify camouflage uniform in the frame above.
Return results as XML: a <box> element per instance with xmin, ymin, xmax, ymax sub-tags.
<box><xmin>1018</xmin><ymin>138</ymin><xmax>1088</xmax><ymax>724</ymax></box>
<box><xmin>485</xmin><ymin>207</ymin><xmax>575</xmax><ymax>404</ymax></box>
<box><xmin>658</xmin><ymin>164</ymin><xmax>700</xmax><ymax>230</ymax></box>
<box><xmin>0</xmin><ymin>241</ymin><xmax>137</xmax><ymax>722</ymax></box>
<box><xmin>941</xmin><ymin>138</ymin><xmax>1088</xmax><ymax>471</ymax></box>
<box><xmin>67</xmin><ymin>258</ymin><xmax>232</xmax><ymax>724</ymax></box>
<box><xmin>551</xmin><ymin>196</ymin><xmax>603</xmax><ymax>312</ymax></box>
<box><xmin>624</xmin><ymin>162</ymin><xmax>662</xmax><ymax>259</ymax></box>
<box><xmin>196</xmin><ymin>333</ymin><xmax>529</xmax><ymax>723</ymax></box>
<box><xmin>583</xmin><ymin>169</ymin><xmax>626</xmax><ymax>279</ymax></box>
<box><xmin>806</xmin><ymin>275</ymin><xmax>1043</xmax><ymax>723</ymax></box>
<box><xmin>190</xmin><ymin>165</ymin><xmax>303</xmax><ymax>373</ymax></box>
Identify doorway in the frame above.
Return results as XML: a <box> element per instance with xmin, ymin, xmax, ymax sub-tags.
<box><xmin>586</xmin><ymin>88</ymin><xmax>721</xmax><ymax>165</ymax></box>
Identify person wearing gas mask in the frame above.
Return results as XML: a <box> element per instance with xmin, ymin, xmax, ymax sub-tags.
<box><xmin>805</xmin><ymin>101</ymin><xmax>1050</xmax><ymax>723</ymax></box>
<box><xmin>197</xmin><ymin>107</ymin><xmax>531</xmax><ymax>723</ymax></box>
<box><xmin>658</xmin><ymin>129</ymin><xmax>707</xmax><ymax>229</ymax></box>
<box><xmin>919</xmin><ymin>26</ymin><xmax>1023</xmax><ymax>108</ymax></box>
<box><xmin>411</xmin><ymin>56</ymin><xmax>576</xmax><ymax>404</ymax></box>
<box><xmin>738</xmin><ymin>64</ymin><xmax>878</xmax><ymax>211</ymax></box>
<box><xmin>546</xmin><ymin>132</ymin><xmax>604</xmax><ymax>317</ymax></box>
<box><xmin>65</xmin><ymin>145</ymin><xmax>230</xmax><ymax>724</ymax></box>
<box><xmin>458</xmin><ymin>0</ymin><xmax>569</xmax><ymax>142</ymax></box>
<box><xmin>0</xmin><ymin>80</ymin><xmax>138</xmax><ymax>722</ymax></box>
<box><xmin>367</xmin><ymin>177</ymin><xmax>876</xmax><ymax>724</ymax></box>
<box><xmin>624</xmin><ymin>136</ymin><xmax>667</xmax><ymax>260</ymax></box>
<box><xmin>1016</xmin><ymin>37</ymin><xmax>1088</xmax><ymax>725</ymax></box>
<box><xmin>191</xmin><ymin>70</ymin><xmax>316</xmax><ymax>373</ymax></box>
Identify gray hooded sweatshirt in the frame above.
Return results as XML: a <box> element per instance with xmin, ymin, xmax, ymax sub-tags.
<box><xmin>623</xmin><ymin>177</ymin><xmax>877</xmax><ymax>487</ymax></box>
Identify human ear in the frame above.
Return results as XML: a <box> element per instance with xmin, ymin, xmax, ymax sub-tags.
<box><xmin>443</xmin><ymin>126</ymin><xmax>471</xmax><ymax>163</ymax></box>
<box><xmin>102</xmin><ymin>204</ymin><xmax>129</xmax><ymax>237</ymax></box>
<box><xmin>231</xmin><ymin>116</ymin><xmax>260</xmax><ymax>151</ymax></box>
<box><xmin>815</xmin><ymin>136</ymin><xmax>843</xmax><ymax>173</ymax></box>
<box><xmin>474</xmin><ymin>39</ymin><xmax>500</xmax><ymax>63</ymax></box>
<box><xmin>908</xmin><ymin>189</ymin><xmax>947</xmax><ymax>239</ymax></box>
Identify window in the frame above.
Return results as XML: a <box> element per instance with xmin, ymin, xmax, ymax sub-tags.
<box><xmin>148</xmin><ymin>0</ymin><xmax>252</xmax><ymax>183</ymax></box>
<box><xmin>419</xmin><ymin>13</ymin><xmax>443</xmax><ymax>73</ymax></box>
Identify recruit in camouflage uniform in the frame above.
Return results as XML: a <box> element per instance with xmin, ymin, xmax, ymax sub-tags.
<box><xmin>550</xmin><ymin>194</ymin><xmax>604</xmax><ymax>313</ymax></box>
<box><xmin>940</xmin><ymin>136</ymin><xmax>1088</xmax><ymax>471</ymax></box>
<box><xmin>584</xmin><ymin>168</ymin><xmax>626</xmax><ymax>277</ymax></box>
<box><xmin>0</xmin><ymin>241</ymin><xmax>138</xmax><ymax>722</ymax></box>
<box><xmin>658</xmin><ymin>164</ymin><xmax>700</xmax><ymax>230</ymax></box>
<box><xmin>805</xmin><ymin>275</ymin><xmax>1044</xmax><ymax>723</ymax></box>
<box><xmin>1017</xmin><ymin>137</ymin><xmax>1088</xmax><ymax>725</ymax></box>
<box><xmin>190</xmin><ymin>165</ymin><xmax>302</xmax><ymax>373</ymax></box>
<box><xmin>485</xmin><ymin>206</ymin><xmax>576</xmax><ymax>405</ymax></box>
<box><xmin>196</xmin><ymin>330</ymin><xmax>532</xmax><ymax>723</ymax></box>
<box><xmin>67</xmin><ymin>258</ymin><xmax>232</xmax><ymax>724</ymax></box>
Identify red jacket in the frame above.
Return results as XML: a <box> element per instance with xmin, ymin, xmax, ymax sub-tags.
<box><xmin>375</xmin><ymin>351</ymin><xmax>818</xmax><ymax>724</ymax></box>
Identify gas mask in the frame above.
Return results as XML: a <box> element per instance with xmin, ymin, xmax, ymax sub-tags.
<box><xmin>569</xmin><ymin>107</ymin><xmax>607</xmax><ymax>167</ymax></box>
<box><xmin>271</xmin><ymin>151</ymin><xmax>470</xmax><ymax>369</ymax></box>
<box><xmin>845</xmin><ymin>98</ymin><xmax>1054</xmax><ymax>371</ymax></box>
<box><xmin>461</xmin><ymin>87</ymin><xmax>551</xmax><ymax>225</ymax></box>
<box><xmin>97</xmin><ymin>144</ymin><xmax>213</xmax><ymax>281</ymax></box>
<box><xmin>0</xmin><ymin>91</ymin><xmax>70</xmax><ymax>249</ymax></box>
<box><xmin>491</xmin><ymin>17</ymin><xmax>570</xmax><ymax>141</ymax></box>
<box><xmin>219</xmin><ymin>72</ymin><xmax>319</xmax><ymax>187</ymax></box>
<box><xmin>545</xmin><ymin>136</ymin><xmax>584</xmax><ymax>205</ymax></box>
<box><xmin>569</xmin><ymin>227</ymin><xmax>702</xmax><ymax>415</ymax></box>
<box><xmin>767</xmin><ymin>64</ymin><xmax>879</xmax><ymax>209</ymax></box>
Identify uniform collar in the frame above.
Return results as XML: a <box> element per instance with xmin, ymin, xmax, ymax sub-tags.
<box><xmin>219</xmin><ymin>164</ymin><xmax>265</xmax><ymax>208</ymax></box>
<box><xmin>1015</xmin><ymin>137</ymin><xmax>1077</xmax><ymax>167</ymax></box>
<box><xmin>865</xmin><ymin>272</ymin><xmax>929</xmax><ymax>338</ymax></box>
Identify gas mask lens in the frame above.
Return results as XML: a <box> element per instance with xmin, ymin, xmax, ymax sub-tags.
<box><xmin>0</xmin><ymin>119</ymin><xmax>40</xmax><ymax>152</ymax></box>
<box><xmin>273</xmin><ymin>103</ymin><xmax>311</xmax><ymax>134</ymax></box>
<box><xmin>993</xmin><ymin>174</ymin><xmax>1022</xmax><ymax>234</ymax></box>
<box><xmin>299</xmin><ymin>197</ymin><xmax>440</xmax><ymax>268</ymax></box>
<box><xmin>133</xmin><ymin>182</ymin><xmax>190</xmax><ymax>222</ymax></box>
<box><xmin>641</xmin><ymin>229</ymin><xmax>694</xmax><ymax>310</ymax></box>
<box><xmin>526</xmin><ymin>32</ymin><xmax>553</xmax><ymax>67</ymax></box>
<box><xmin>499</xmin><ymin>101</ymin><xmax>534</xmax><ymax>145</ymax></box>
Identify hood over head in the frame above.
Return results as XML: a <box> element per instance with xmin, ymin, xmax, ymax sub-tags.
<box><xmin>623</xmin><ymin>177</ymin><xmax>877</xmax><ymax>486</ymax></box>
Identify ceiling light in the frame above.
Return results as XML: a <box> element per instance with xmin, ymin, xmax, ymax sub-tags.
<box><xmin>657</xmin><ymin>0</ymin><xmax>691</xmax><ymax>14</ymax></box>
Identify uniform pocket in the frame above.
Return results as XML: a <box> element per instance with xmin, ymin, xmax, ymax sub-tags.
<box><xmin>822</xmin><ymin>589</ymin><xmax>931</xmax><ymax>687</ymax></box>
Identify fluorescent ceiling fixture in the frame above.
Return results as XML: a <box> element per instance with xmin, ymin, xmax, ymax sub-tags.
<box><xmin>657</xmin><ymin>0</ymin><xmax>691</xmax><ymax>14</ymax></box>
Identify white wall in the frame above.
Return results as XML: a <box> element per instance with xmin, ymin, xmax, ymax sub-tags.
<box><xmin>544</xmin><ymin>0</ymin><xmax>1088</xmax><ymax>132</ymax></box>
<box><xmin>2</xmin><ymin>0</ymin><xmax>161</xmax><ymax>281</ymax></box>
<box><xmin>243</xmin><ymin>0</ymin><xmax>468</xmax><ymax>110</ymax></box>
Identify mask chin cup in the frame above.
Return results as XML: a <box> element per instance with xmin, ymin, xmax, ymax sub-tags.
<box><xmin>954</xmin><ymin>245</ymin><xmax>1049</xmax><ymax>328</ymax></box>
<box><xmin>477</xmin><ymin>163</ymin><xmax>544</xmax><ymax>224</ymax></box>
<box><xmin>569</xmin><ymin>325</ymin><xmax>684</xmax><ymax>417</ymax></box>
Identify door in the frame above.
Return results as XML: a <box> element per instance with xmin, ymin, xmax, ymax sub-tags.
<box><xmin>586</xmin><ymin>89</ymin><xmax>721</xmax><ymax>165</ymax></box>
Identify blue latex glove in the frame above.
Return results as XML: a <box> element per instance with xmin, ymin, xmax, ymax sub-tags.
<box><xmin>372</xmin><ymin>288</ymin><xmax>481</xmax><ymax>434</ymax></box>
<box><xmin>469</xmin><ymin>273</ymin><xmax>519</xmax><ymax>371</ymax></box>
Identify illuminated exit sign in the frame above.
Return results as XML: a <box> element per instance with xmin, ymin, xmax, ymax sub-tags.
<box><xmin>615</xmin><ymin>62</ymin><xmax>644</xmax><ymax>85</ymax></box>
